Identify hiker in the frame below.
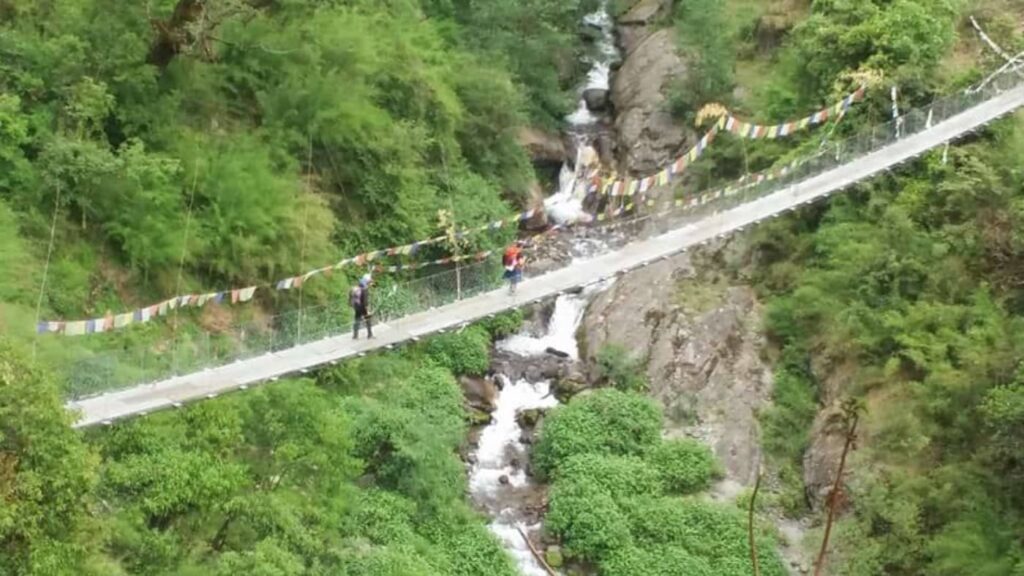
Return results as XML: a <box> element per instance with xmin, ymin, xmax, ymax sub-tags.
<box><xmin>350</xmin><ymin>274</ymin><xmax>373</xmax><ymax>339</ymax></box>
<box><xmin>503</xmin><ymin>241</ymin><xmax>526</xmax><ymax>295</ymax></box>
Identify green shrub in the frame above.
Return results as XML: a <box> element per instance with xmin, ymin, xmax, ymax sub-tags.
<box><xmin>555</xmin><ymin>453</ymin><xmax>664</xmax><ymax>501</ymax></box>
<box><xmin>623</xmin><ymin>496</ymin><xmax>785</xmax><ymax>574</ymax></box>
<box><xmin>648</xmin><ymin>439</ymin><xmax>717</xmax><ymax>494</ymax></box>
<box><xmin>336</xmin><ymin>545</ymin><xmax>437</xmax><ymax>576</ymax></box>
<box><xmin>594</xmin><ymin>344</ymin><xmax>648</xmax><ymax>393</ymax></box>
<box><xmin>423</xmin><ymin>325</ymin><xmax>491</xmax><ymax>376</ymax></box>
<box><xmin>532</xmin><ymin>389</ymin><xmax>663</xmax><ymax>478</ymax></box>
<box><xmin>432</xmin><ymin>520</ymin><xmax>519</xmax><ymax>576</ymax></box>
<box><xmin>347</xmin><ymin>490</ymin><xmax>419</xmax><ymax>546</ymax></box>
<box><xmin>760</xmin><ymin>364</ymin><xmax>818</xmax><ymax>465</ymax></box>
<box><xmin>480</xmin><ymin>310</ymin><xmax>524</xmax><ymax>339</ymax></box>
<box><xmin>602</xmin><ymin>545</ymin><xmax>715</xmax><ymax>576</ymax></box>
<box><xmin>545</xmin><ymin>481</ymin><xmax>633</xmax><ymax>562</ymax></box>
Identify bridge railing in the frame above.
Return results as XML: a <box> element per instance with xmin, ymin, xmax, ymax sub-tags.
<box><xmin>64</xmin><ymin>257</ymin><xmax>505</xmax><ymax>399</ymax></box>
<box><xmin>62</xmin><ymin>71</ymin><xmax>1022</xmax><ymax>400</ymax></box>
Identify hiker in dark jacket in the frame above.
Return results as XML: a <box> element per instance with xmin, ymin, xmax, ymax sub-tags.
<box><xmin>350</xmin><ymin>274</ymin><xmax>373</xmax><ymax>339</ymax></box>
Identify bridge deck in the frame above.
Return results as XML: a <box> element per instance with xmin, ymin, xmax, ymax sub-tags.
<box><xmin>68</xmin><ymin>83</ymin><xmax>1024</xmax><ymax>427</ymax></box>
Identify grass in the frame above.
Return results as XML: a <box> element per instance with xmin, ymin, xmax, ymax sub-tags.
<box><xmin>727</xmin><ymin>0</ymin><xmax>811</xmax><ymax>112</ymax></box>
<box><xmin>676</xmin><ymin>276</ymin><xmax>727</xmax><ymax>316</ymax></box>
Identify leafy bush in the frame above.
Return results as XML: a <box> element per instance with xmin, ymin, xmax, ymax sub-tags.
<box><xmin>0</xmin><ymin>340</ymin><xmax>98</xmax><ymax>575</ymax></box>
<box><xmin>594</xmin><ymin>344</ymin><xmax>648</xmax><ymax>392</ymax></box>
<box><xmin>480</xmin><ymin>309</ymin><xmax>524</xmax><ymax>339</ymax></box>
<box><xmin>759</xmin><ymin>345</ymin><xmax>818</xmax><ymax>461</ymax></box>
<box><xmin>602</xmin><ymin>545</ymin><xmax>715</xmax><ymax>576</ymax></box>
<box><xmin>545</xmin><ymin>480</ymin><xmax>633</xmax><ymax>562</ymax></box>
<box><xmin>648</xmin><ymin>439</ymin><xmax>717</xmax><ymax>494</ymax></box>
<box><xmin>532</xmin><ymin>389</ymin><xmax>663</xmax><ymax>478</ymax></box>
<box><xmin>432</xmin><ymin>520</ymin><xmax>519</xmax><ymax>576</ymax></box>
<box><xmin>623</xmin><ymin>496</ymin><xmax>787</xmax><ymax>575</ymax></box>
<box><xmin>555</xmin><ymin>453</ymin><xmax>664</xmax><ymax>501</ymax></box>
<box><xmin>423</xmin><ymin>325</ymin><xmax>491</xmax><ymax>376</ymax></box>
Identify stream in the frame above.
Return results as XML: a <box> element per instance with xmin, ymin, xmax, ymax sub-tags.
<box><xmin>468</xmin><ymin>294</ymin><xmax>589</xmax><ymax>575</ymax></box>
<box><xmin>545</xmin><ymin>0</ymin><xmax>620</xmax><ymax>226</ymax></box>
<box><xmin>466</xmin><ymin>4</ymin><xmax>618</xmax><ymax>569</ymax></box>
<box><xmin>467</xmin><ymin>2</ymin><xmax>621</xmax><ymax>573</ymax></box>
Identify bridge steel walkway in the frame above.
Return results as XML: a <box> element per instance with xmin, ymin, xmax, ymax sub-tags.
<box><xmin>68</xmin><ymin>82</ymin><xmax>1024</xmax><ymax>427</ymax></box>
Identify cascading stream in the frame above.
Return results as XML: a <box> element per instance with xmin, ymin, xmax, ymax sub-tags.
<box><xmin>466</xmin><ymin>10</ymin><xmax>620</xmax><ymax>569</ymax></box>
<box><xmin>545</xmin><ymin>0</ymin><xmax>620</xmax><ymax>226</ymax></box>
<box><xmin>468</xmin><ymin>293</ymin><xmax>591</xmax><ymax>575</ymax></box>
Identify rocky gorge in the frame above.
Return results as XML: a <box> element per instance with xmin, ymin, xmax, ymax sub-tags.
<box><xmin>468</xmin><ymin>1</ymin><xmax>837</xmax><ymax>573</ymax></box>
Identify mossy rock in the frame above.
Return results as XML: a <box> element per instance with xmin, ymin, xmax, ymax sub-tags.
<box><xmin>553</xmin><ymin>376</ymin><xmax>587</xmax><ymax>403</ymax></box>
<box><xmin>467</xmin><ymin>407</ymin><xmax>492</xmax><ymax>426</ymax></box>
<box><xmin>517</xmin><ymin>408</ymin><xmax>545</xmax><ymax>429</ymax></box>
<box><xmin>545</xmin><ymin>546</ymin><xmax>564</xmax><ymax>569</ymax></box>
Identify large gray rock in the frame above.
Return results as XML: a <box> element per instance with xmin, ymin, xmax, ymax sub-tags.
<box><xmin>618</xmin><ymin>0</ymin><xmax>673</xmax><ymax>55</ymax></box>
<box><xmin>460</xmin><ymin>375</ymin><xmax>498</xmax><ymax>413</ymax></box>
<box><xmin>802</xmin><ymin>356</ymin><xmax>860</xmax><ymax>511</ymax></box>
<box><xmin>583</xmin><ymin>88</ymin><xmax>611</xmax><ymax>112</ymax></box>
<box><xmin>802</xmin><ymin>403</ymin><xmax>850</xmax><ymax>512</ymax></box>
<box><xmin>581</xmin><ymin>243</ymin><xmax>772</xmax><ymax>486</ymax></box>
<box><xmin>517</xmin><ymin>127</ymin><xmax>566</xmax><ymax>167</ymax></box>
<box><xmin>610</xmin><ymin>28</ymin><xmax>692</xmax><ymax>176</ymax></box>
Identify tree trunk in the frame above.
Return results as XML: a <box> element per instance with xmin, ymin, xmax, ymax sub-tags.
<box><xmin>813</xmin><ymin>413</ymin><xmax>859</xmax><ymax>576</ymax></box>
<box><xmin>148</xmin><ymin>0</ymin><xmax>204</xmax><ymax>68</ymax></box>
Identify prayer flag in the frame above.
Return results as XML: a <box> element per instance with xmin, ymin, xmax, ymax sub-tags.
<box><xmin>239</xmin><ymin>287</ymin><xmax>257</xmax><ymax>302</ymax></box>
<box><xmin>66</xmin><ymin>321</ymin><xmax>86</xmax><ymax>337</ymax></box>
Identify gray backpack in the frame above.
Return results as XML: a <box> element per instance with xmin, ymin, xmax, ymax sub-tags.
<box><xmin>349</xmin><ymin>286</ymin><xmax>362</xmax><ymax>308</ymax></box>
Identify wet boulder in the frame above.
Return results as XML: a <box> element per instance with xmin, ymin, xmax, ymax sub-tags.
<box><xmin>517</xmin><ymin>408</ymin><xmax>546</xmax><ymax>429</ymax></box>
<box><xmin>553</xmin><ymin>373</ymin><xmax>588</xmax><ymax>403</ymax></box>
<box><xmin>460</xmin><ymin>375</ymin><xmax>498</xmax><ymax>413</ymax></box>
<box><xmin>583</xmin><ymin>88</ymin><xmax>611</xmax><ymax>112</ymax></box>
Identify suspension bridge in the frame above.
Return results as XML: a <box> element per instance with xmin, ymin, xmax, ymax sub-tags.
<box><xmin>67</xmin><ymin>76</ymin><xmax>1024</xmax><ymax>428</ymax></box>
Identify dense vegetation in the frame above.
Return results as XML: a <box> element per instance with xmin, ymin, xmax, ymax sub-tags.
<box><xmin>0</xmin><ymin>0</ymin><xmax>595</xmax><ymax>385</ymax></box>
<box><xmin>6</xmin><ymin>0</ymin><xmax>1024</xmax><ymax>574</ymax></box>
<box><xmin>533</xmin><ymin>389</ymin><xmax>785</xmax><ymax>575</ymax></box>
<box><xmin>706</xmin><ymin>0</ymin><xmax>1024</xmax><ymax>574</ymax></box>
<box><xmin>2</xmin><ymin>311</ymin><xmax>519</xmax><ymax>574</ymax></box>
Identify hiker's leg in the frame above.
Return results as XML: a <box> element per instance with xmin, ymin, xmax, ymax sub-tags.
<box><xmin>353</xmin><ymin>313</ymin><xmax>361</xmax><ymax>339</ymax></box>
<box><xmin>366</xmin><ymin>313</ymin><xmax>373</xmax><ymax>338</ymax></box>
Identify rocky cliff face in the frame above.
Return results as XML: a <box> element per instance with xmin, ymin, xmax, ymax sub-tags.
<box><xmin>580</xmin><ymin>239</ymin><xmax>772</xmax><ymax>486</ymax></box>
<box><xmin>612</xmin><ymin>0</ymin><xmax>693</xmax><ymax>175</ymax></box>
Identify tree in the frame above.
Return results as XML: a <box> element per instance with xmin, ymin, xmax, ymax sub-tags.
<box><xmin>814</xmin><ymin>398</ymin><xmax>864</xmax><ymax>576</ymax></box>
<box><xmin>0</xmin><ymin>339</ymin><xmax>99</xmax><ymax>575</ymax></box>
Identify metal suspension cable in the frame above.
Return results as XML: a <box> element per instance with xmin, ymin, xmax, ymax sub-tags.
<box><xmin>297</xmin><ymin>133</ymin><xmax>313</xmax><ymax>343</ymax></box>
<box><xmin>32</xmin><ymin>185</ymin><xmax>61</xmax><ymax>360</ymax></box>
<box><xmin>171</xmin><ymin>149</ymin><xmax>202</xmax><ymax>371</ymax></box>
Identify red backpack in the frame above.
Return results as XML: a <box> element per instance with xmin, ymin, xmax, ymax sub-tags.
<box><xmin>503</xmin><ymin>247</ymin><xmax>520</xmax><ymax>268</ymax></box>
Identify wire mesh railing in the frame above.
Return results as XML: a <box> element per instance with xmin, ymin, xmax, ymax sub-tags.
<box><xmin>62</xmin><ymin>71</ymin><xmax>1024</xmax><ymax>400</ymax></box>
<box><xmin>64</xmin><ymin>257</ymin><xmax>505</xmax><ymax>400</ymax></box>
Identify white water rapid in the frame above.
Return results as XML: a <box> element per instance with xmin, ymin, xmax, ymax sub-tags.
<box><xmin>467</xmin><ymin>4</ymin><xmax>619</xmax><ymax>572</ymax></box>
<box><xmin>545</xmin><ymin>0</ymin><xmax>620</xmax><ymax>226</ymax></box>
<box><xmin>468</xmin><ymin>294</ymin><xmax>590</xmax><ymax>575</ymax></box>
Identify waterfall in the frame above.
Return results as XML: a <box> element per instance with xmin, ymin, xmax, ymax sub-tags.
<box><xmin>468</xmin><ymin>294</ymin><xmax>591</xmax><ymax>575</ymax></box>
<box><xmin>545</xmin><ymin>0</ymin><xmax>620</xmax><ymax>226</ymax></box>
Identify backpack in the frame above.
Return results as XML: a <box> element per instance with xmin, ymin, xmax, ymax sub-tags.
<box><xmin>503</xmin><ymin>247</ymin><xmax>519</xmax><ymax>268</ymax></box>
<box><xmin>349</xmin><ymin>286</ymin><xmax>363</xmax><ymax>308</ymax></box>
